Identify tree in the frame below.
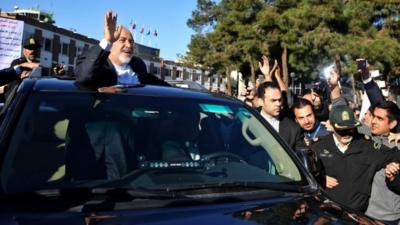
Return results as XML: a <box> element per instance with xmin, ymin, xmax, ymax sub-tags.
<box><xmin>186</xmin><ymin>0</ymin><xmax>400</xmax><ymax>92</ymax></box>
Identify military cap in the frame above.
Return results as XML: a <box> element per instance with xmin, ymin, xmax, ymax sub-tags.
<box><xmin>23</xmin><ymin>35</ymin><xmax>42</xmax><ymax>50</ymax></box>
<box><xmin>329</xmin><ymin>105</ymin><xmax>360</xmax><ymax>130</ymax></box>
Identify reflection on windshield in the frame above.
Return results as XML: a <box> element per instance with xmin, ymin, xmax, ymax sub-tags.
<box><xmin>2</xmin><ymin>92</ymin><xmax>303</xmax><ymax>193</ymax></box>
<box><xmin>232</xmin><ymin>197</ymin><xmax>377</xmax><ymax>225</ymax></box>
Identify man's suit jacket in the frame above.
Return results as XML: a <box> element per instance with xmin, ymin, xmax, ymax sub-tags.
<box><xmin>257</xmin><ymin>107</ymin><xmax>304</xmax><ymax>151</ymax></box>
<box><xmin>75</xmin><ymin>45</ymin><xmax>168</xmax><ymax>87</ymax></box>
<box><xmin>278</xmin><ymin>116</ymin><xmax>305</xmax><ymax>151</ymax></box>
<box><xmin>0</xmin><ymin>67</ymin><xmax>20</xmax><ymax>86</ymax></box>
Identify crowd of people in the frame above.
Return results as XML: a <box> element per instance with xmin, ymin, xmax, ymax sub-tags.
<box><xmin>240</xmin><ymin>54</ymin><xmax>400</xmax><ymax>224</ymax></box>
<box><xmin>0</xmin><ymin>9</ymin><xmax>399</xmax><ymax>224</ymax></box>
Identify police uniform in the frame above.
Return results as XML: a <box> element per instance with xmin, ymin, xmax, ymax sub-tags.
<box><xmin>311</xmin><ymin>105</ymin><xmax>400</xmax><ymax>212</ymax></box>
<box><xmin>5</xmin><ymin>36</ymin><xmax>41</xmax><ymax>99</ymax></box>
<box><xmin>10</xmin><ymin>36</ymin><xmax>41</xmax><ymax>67</ymax></box>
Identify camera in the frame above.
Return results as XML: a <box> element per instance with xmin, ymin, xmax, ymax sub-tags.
<box><xmin>356</xmin><ymin>59</ymin><xmax>367</xmax><ymax>70</ymax></box>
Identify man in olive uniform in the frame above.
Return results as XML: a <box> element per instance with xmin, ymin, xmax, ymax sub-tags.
<box><xmin>10</xmin><ymin>36</ymin><xmax>41</xmax><ymax>67</ymax></box>
<box><xmin>311</xmin><ymin>105</ymin><xmax>399</xmax><ymax>212</ymax></box>
<box><xmin>4</xmin><ymin>36</ymin><xmax>42</xmax><ymax>99</ymax></box>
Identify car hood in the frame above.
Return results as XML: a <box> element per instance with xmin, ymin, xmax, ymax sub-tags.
<box><xmin>0</xmin><ymin>193</ymin><xmax>375</xmax><ymax>225</ymax></box>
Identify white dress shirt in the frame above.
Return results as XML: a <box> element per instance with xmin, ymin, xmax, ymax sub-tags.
<box><xmin>99</xmin><ymin>39</ymin><xmax>140</xmax><ymax>85</ymax></box>
<box><xmin>260</xmin><ymin>110</ymin><xmax>280</xmax><ymax>132</ymax></box>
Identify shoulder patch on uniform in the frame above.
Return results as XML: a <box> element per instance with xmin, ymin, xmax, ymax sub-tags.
<box><xmin>320</xmin><ymin>149</ymin><xmax>333</xmax><ymax>158</ymax></box>
<box><xmin>373</xmin><ymin>140</ymin><xmax>381</xmax><ymax>150</ymax></box>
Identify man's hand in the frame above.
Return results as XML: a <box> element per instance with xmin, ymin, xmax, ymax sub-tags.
<box><xmin>321</xmin><ymin>120</ymin><xmax>334</xmax><ymax>132</ymax></box>
<box><xmin>326</xmin><ymin>175</ymin><xmax>339</xmax><ymax>188</ymax></box>
<box><xmin>259</xmin><ymin>55</ymin><xmax>272</xmax><ymax>81</ymax></box>
<box><xmin>98</xmin><ymin>85</ymin><xmax>125</xmax><ymax>93</ymax></box>
<box><xmin>388</xmin><ymin>132</ymin><xmax>400</xmax><ymax>144</ymax></box>
<box><xmin>273</xmin><ymin>61</ymin><xmax>281</xmax><ymax>80</ymax></box>
<box><xmin>385</xmin><ymin>162</ymin><xmax>400</xmax><ymax>182</ymax></box>
<box><xmin>356</xmin><ymin>59</ymin><xmax>370</xmax><ymax>81</ymax></box>
<box><xmin>329</xmin><ymin>68</ymin><xmax>340</xmax><ymax>87</ymax></box>
<box><xmin>53</xmin><ymin>64</ymin><xmax>65</xmax><ymax>76</ymax></box>
<box><xmin>104</xmin><ymin>11</ymin><xmax>122</xmax><ymax>43</ymax></box>
<box><xmin>19</xmin><ymin>62</ymin><xmax>40</xmax><ymax>70</ymax></box>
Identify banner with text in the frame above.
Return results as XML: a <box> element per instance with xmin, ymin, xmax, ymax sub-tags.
<box><xmin>0</xmin><ymin>18</ymin><xmax>24</xmax><ymax>69</ymax></box>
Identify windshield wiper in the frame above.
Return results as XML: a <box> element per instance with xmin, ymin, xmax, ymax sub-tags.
<box><xmin>164</xmin><ymin>181</ymin><xmax>302</xmax><ymax>193</ymax></box>
<box><xmin>0</xmin><ymin>187</ymin><xmax>179</xmax><ymax>202</ymax></box>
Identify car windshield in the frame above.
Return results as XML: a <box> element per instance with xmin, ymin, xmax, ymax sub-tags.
<box><xmin>1</xmin><ymin>90</ymin><xmax>304</xmax><ymax>193</ymax></box>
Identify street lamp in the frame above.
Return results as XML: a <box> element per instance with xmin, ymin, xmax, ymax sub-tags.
<box><xmin>290</xmin><ymin>72</ymin><xmax>295</xmax><ymax>90</ymax></box>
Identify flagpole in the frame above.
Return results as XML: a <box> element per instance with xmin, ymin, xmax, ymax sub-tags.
<box><xmin>133</xmin><ymin>21</ymin><xmax>137</xmax><ymax>42</ymax></box>
<box><xmin>140</xmin><ymin>25</ymin><xmax>145</xmax><ymax>44</ymax></box>
<box><xmin>154</xmin><ymin>29</ymin><xmax>158</xmax><ymax>48</ymax></box>
<box><xmin>148</xmin><ymin>27</ymin><xmax>152</xmax><ymax>47</ymax></box>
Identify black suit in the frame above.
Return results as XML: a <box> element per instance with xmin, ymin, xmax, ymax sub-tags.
<box><xmin>0</xmin><ymin>67</ymin><xmax>20</xmax><ymax>86</ymax></box>
<box><xmin>278</xmin><ymin>117</ymin><xmax>305</xmax><ymax>151</ymax></box>
<box><xmin>256</xmin><ymin>107</ymin><xmax>304</xmax><ymax>151</ymax></box>
<box><xmin>75</xmin><ymin>45</ymin><xmax>168</xmax><ymax>87</ymax></box>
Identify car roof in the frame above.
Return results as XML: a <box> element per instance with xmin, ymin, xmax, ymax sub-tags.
<box><xmin>24</xmin><ymin>78</ymin><xmax>235</xmax><ymax>102</ymax></box>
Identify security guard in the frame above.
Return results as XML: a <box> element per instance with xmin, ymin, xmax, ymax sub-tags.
<box><xmin>311</xmin><ymin>105</ymin><xmax>400</xmax><ymax>212</ymax></box>
<box><xmin>10</xmin><ymin>35</ymin><xmax>41</xmax><ymax>67</ymax></box>
<box><xmin>2</xmin><ymin>36</ymin><xmax>42</xmax><ymax>100</ymax></box>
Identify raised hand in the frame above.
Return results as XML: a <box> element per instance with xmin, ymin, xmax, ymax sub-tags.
<box><xmin>273</xmin><ymin>60</ymin><xmax>281</xmax><ymax>79</ymax></box>
<box><xmin>104</xmin><ymin>11</ymin><xmax>122</xmax><ymax>43</ymax></box>
<box><xmin>329</xmin><ymin>68</ymin><xmax>340</xmax><ymax>87</ymax></box>
<box><xmin>259</xmin><ymin>55</ymin><xmax>272</xmax><ymax>81</ymax></box>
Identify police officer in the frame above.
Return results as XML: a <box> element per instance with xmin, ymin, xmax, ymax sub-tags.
<box><xmin>3</xmin><ymin>36</ymin><xmax>42</xmax><ymax>99</ymax></box>
<box><xmin>10</xmin><ymin>35</ymin><xmax>41</xmax><ymax>67</ymax></box>
<box><xmin>311</xmin><ymin>105</ymin><xmax>400</xmax><ymax>212</ymax></box>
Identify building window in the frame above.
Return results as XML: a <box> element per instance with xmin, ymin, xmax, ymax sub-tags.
<box><xmin>62</xmin><ymin>43</ymin><xmax>69</xmax><ymax>55</ymax></box>
<box><xmin>44</xmin><ymin>38</ymin><xmax>52</xmax><ymax>52</ymax></box>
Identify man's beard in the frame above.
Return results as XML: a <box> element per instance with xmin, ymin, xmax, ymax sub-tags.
<box><xmin>118</xmin><ymin>53</ymin><xmax>133</xmax><ymax>64</ymax></box>
<box><xmin>26</xmin><ymin>54</ymin><xmax>37</xmax><ymax>62</ymax></box>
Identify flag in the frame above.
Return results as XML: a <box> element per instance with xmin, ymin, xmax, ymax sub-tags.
<box><xmin>130</xmin><ymin>19</ymin><xmax>136</xmax><ymax>30</ymax></box>
<box><xmin>140</xmin><ymin>25</ymin><xmax>144</xmax><ymax>33</ymax></box>
<box><xmin>153</xmin><ymin>29</ymin><xmax>158</xmax><ymax>37</ymax></box>
<box><xmin>146</xmin><ymin>30</ymin><xmax>151</xmax><ymax>35</ymax></box>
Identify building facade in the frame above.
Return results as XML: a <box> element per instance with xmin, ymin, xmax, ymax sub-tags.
<box><xmin>0</xmin><ymin>8</ymin><xmax>224</xmax><ymax>92</ymax></box>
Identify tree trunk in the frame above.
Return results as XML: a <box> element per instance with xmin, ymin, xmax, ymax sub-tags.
<box><xmin>225</xmin><ymin>65</ymin><xmax>232</xmax><ymax>96</ymax></box>
<box><xmin>281</xmin><ymin>47</ymin><xmax>288</xmax><ymax>85</ymax></box>
<box><xmin>200</xmin><ymin>69</ymin><xmax>205</xmax><ymax>85</ymax></box>
<box><xmin>335</xmin><ymin>53</ymin><xmax>342</xmax><ymax>76</ymax></box>
<box><xmin>248</xmin><ymin>56</ymin><xmax>256</xmax><ymax>92</ymax></box>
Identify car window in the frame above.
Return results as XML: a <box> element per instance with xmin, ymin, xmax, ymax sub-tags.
<box><xmin>1</xmin><ymin>91</ymin><xmax>304</xmax><ymax>193</ymax></box>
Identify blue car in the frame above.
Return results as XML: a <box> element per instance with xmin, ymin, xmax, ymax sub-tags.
<box><xmin>0</xmin><ymin>78</ymin><xmax>375</xmax><ymax>224</ymax></box>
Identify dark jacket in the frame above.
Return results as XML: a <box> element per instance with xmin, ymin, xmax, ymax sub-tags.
<box><xmin>279</xmin><ymin>117</ymin><xmax>305</xmax><ymax>151</ymax></box>
<box><xmin>4</xmin><ymin>57</ymin><xmax>29</xmax><ymax>98</ymax></box>
<box><xmin>75</xmin><ymin>45</ymin><xmax>168</xmax><ymax>88</ymax></box>
<box><xmin>256</xmin><ymin>107</ymin><xmax>304</xmax><ymax>151</ymax></box>
<box><xmin>311</xmin><ymin>134</ymin><xmax>399</xmax><ymax>212</ymax></box>
<box><xmin>387</xmin><ymin>173</ymin><xmax>400</xmax><ymax>195</ymax></box>
<box><xmin>364</xmin><ymin>79</ymin><xmax>385</xmax><ymax>107</ymax></box>
<box><xmin>0</xmin><ymin>67</ymin><xmax>20</xmax><ymax>86</ymax></box>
